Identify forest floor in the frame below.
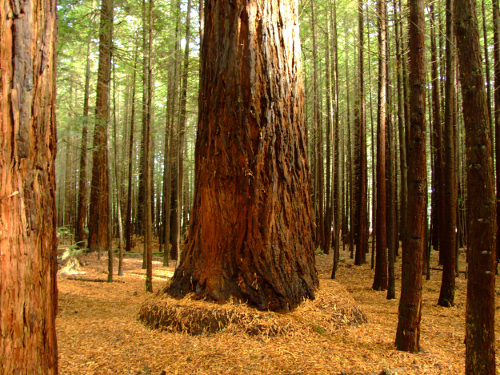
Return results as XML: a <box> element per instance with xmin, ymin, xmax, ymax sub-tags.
<box><xmin>56</xmin><ymin>239</ymin><xmax>500</xmax><ymax>374</ymax></box>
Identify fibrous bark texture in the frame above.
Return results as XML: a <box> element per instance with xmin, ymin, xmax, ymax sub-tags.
<box><xmin>166</xmin><ymin>0</ymin><xmax>318</xmax><ymax>312</ymax></box>
<box><xmin>0</xmin><ymin>0</ymin><xmax>58</xmax><ymax>371</ymax></box>
<box><xmin>395</xmin><ymin>0</ymin><xmax>426</xmax><ymax>353</ymax></box>
<box><xmin>455</xmin><ymin>0</ymin><xmax>497</xmax><ymax>372</ymax></box>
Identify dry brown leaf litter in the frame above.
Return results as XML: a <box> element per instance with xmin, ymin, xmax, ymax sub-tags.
<box><xmin>57</xmin><ymin>246</ymin><xmax>500</xmax><ymax>374</ymax></box>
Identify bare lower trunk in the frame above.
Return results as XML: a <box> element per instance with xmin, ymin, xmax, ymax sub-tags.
<box><xmin>166</xmin><ymin>0</ymin><xmax>318</xmax><ymax>312</ymax></box>
<box><xmin>0</xmin><ymin>0</ymin><xmax>58</xmax><ymax>370</ymax></box>
<box><xmin>455</xmin><ymin>0</ymin><xmax>497</xmax><ymax>371</ymax></box>
<box><xmin>395</xmin><ymin>0</ymin><xmax>426</xmax><ymax>352</ymax></box>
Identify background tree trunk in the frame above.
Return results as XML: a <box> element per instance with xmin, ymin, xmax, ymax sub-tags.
<box><xmin>144</xmin><ymin>0</ymin><xmax>154</xmax><ymax>292</ymax></box>
<box><xmin>493</xmin><ymin>0</ymin><xmax>500</xmax><ymax>271</ymax></box>
<box><xmin>125</xmin><ymin>40</ymin><xmax>139</xmax><ymax>253</ymax></box>
<box><xmin>166</xmin><ymin>0</ymin><xmax>318</xmax><ymax>312</ymax></box>
<box><xmin>0</xmin><ymin>0</ymin><xmax>58</xmax><ymax>370</ymax></box>
<box><xmin>88</xmin><ymin>0</ymin><xmax>114</xmax><ymax>255</ymax></box>
<box><xmin>75</xmin><ymin>29</ymin><xmax>93</xmax><ymax>247</ymax></box>
<box><xmin>438</xmin><ymin>0</ymin><xmax>457</xmax><ymax>307</ymax></box>
<box><xmin>354</xmin><ymin>0</ymin><xmax>368</xmax><ymax>265</ymax></box>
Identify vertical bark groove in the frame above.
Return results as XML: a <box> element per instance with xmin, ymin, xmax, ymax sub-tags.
<box><xmin>0</xmin><ymin>0</ymin><xmax>59</xmax><ymax>370</ymax></box>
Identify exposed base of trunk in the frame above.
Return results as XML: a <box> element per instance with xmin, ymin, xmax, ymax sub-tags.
<box><xmin>166</xmin><ymin>264</ymin><xmax>316</xmax><ymax>313</ymax></box>
<box><xmin>143</xmin><ymin>279</ymin><xmax>366</xmax><ymax>334</ymax></box>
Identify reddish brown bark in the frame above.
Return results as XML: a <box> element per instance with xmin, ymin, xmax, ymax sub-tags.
<box><xmin>455</xmin><ymin>0</ymin><xmax>497</xmax><ymax>371</ymax></box>
<box><xmin>166</xmin><ymin>0</ymin><xmax>318</xmax><ymax>312</ymax></box>
<box><xmin>373</xmin><ymin>0</ymin><xmax>387</xmax><ymax>291</ymax></box>
<box><xmin>395</xmin><ymin>0</ymin><xmax>426</xmax><ymax>352</ymax></box>
<box><xmin>0</xmin><ymin>0</ymin><xmax>58</xmax><ymax>371</ymax></box>
<box><xmin>88</xmin><ymin>0</ymin><xmax>113</xmax><ymax>253</ymax></box>
<box><xmin>438</xmin><ymin>0</ymin><xmax>457</xmax><ymax>307</ymax></box>
<box><xmin>494</xmin><ymin>0</ymin><xmax>500</xmax><ymax>277</ymax></box>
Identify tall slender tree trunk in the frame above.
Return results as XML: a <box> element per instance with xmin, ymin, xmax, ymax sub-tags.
<box><xmin>125</xmin><ymin>39</ymin><xmax>139</xmax><ymax>253</ymax></box>
<box><xmin>482</xmin><ymin>0</ymin><xmax>493</xmax><ymax>130</ymax></box>
<box><xmin>345</xmin><ymin>27</ymin><xmax>355</xmax><ymax>261</ymax></box>
<box><xmin>493</xmin><ymin>0</ymin><xmax>500</xmax><ymax>272</ymax></box>
<box><xmin>354</xmin><ymin>0</ymin><xmax>368</xmax><ymax>265</ymax></box>
<box><xmin>373</xmin><ymin>0</ymin><xmax>388</xmax><ymax>291</ymax></box>
<box><xmin>311</xmin><ymin>1</ymin><xmax>325</xmax><ymax>252</ymax></box>
<box><xmin>169</xmin><ymin>0</ymin><xmax>182</xmax><ymax>261</ymax></box>
<box><xmin>166</xmin><ymin>0</ymin><xmax>318</xmax><ymax>312</ymax></box>
<box><xmin>172</xmin><ymin>0</ymin><xmax>192</xmax><ymax>262</ymax></box>
<box><xmin>75</xmin><ymin>32</ymin><xmax>92</xmax><ymax>246</ymax></box>
<box><xmin>394</xmin><ymin>0</ymin><xmax>407</xmax><ymax>245</ymax></box>
<box><xmin>112</xmin><ymin>64</ymin><xmax>124</xmax><ymax>276</ymax></box>
<box><xmin>88</xmin><ymin>0</ymin><xmax>114</xmax><ymax>256</ymax></box>
<box><xmin>137</xmin><ymin>0</ymin><xmax>149</xmax><ymax>239</ymax></box>
<box><xmin>455</xmin><ymin>0</ymin><xmax>497</xmax><ymax>372</ymax></box>
<box><xmin>386</xmin><ymin>34</ymin><xmax>396</xmax><ymax>300</ymax></box>
<box><xmin>438</xmin><ymin>0</ymin><xmax>458</xmax><ymax>307</ymax></box>
<box><xmin>144</xmin><ymin>0</ymin><xmax>154</xmax><ymax>292</ymax></box>
<box><xmin>331</xmin><ymin>0</ymin><xmax>341</xmax><ymax>279</ymax></box>
<box><xmin>430</xmin><ymin>2</ymin><xmax>445</xmax><ymax>256</ymax></box>
<box><xmin>0</xmin><ymin>0</ymin><xmax>58</xmax><ymax>370</ymax></box>
<box><xmin>366</xmin><ymin>8</ymin><xmax>376</xmax><ymax>268</ymax></box>
<box><xmin>324</xmin><ymin>17</ymin><xmax>333</xmax><ymax>256</ymax></box>
<box><xmin>395</xmin><ymin>0</ymin><xmax>426</xmax><ymax>352</ymax></box>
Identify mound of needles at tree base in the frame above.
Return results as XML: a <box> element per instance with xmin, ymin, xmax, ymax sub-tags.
<box><xmin>139</xmin><ymin>279</ymin><xmax>367</xmax><ymax>336</ymax></box>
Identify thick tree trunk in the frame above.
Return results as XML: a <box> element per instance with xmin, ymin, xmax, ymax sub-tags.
<box><xmin>0</xmin><ymin>0</ymin><xmax>58</xmax><ymax>370</ymax></box>
<box><xmin>395</xmin><ymin>0</ymin><xmax>426</xmax><ymax>352</ymax></box>
<box><xmin>166</xmin><ymin>0</ymin><xmax>318</xmax><ymax>312</ymax></box>
<box><xmin>88</xmin><ymin>0</ymin><xmax>114</xmax><ymax>255</ymax></box>
<box><xmin>373</xmin><ymin>0</ymin><xmax>387</xmax><ymax>291</ymax></box>
<box><xmin>455</xmin><ymin>0</ymin><xmax>497</xmax><ymax>372</ymax></box>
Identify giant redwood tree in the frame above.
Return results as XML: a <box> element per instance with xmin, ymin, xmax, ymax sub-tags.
<box><xmin>395</xmin><ymin>0</ymin><xmax>426</xmax><ymax>352</ymax></box>
<box><xmin>454</xmin><ymin>0</ymin><xmax>497</xmax><ymax>371</ymax></box>
<box><xmin>0</xmin><ymin>0</ymin><xmax>58</xmax><ymax>371</ymax></box>
<box><xmin>166</xmin><ymin>0</ymin><xmax>318</xmax><ymax>312</ymax></box>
